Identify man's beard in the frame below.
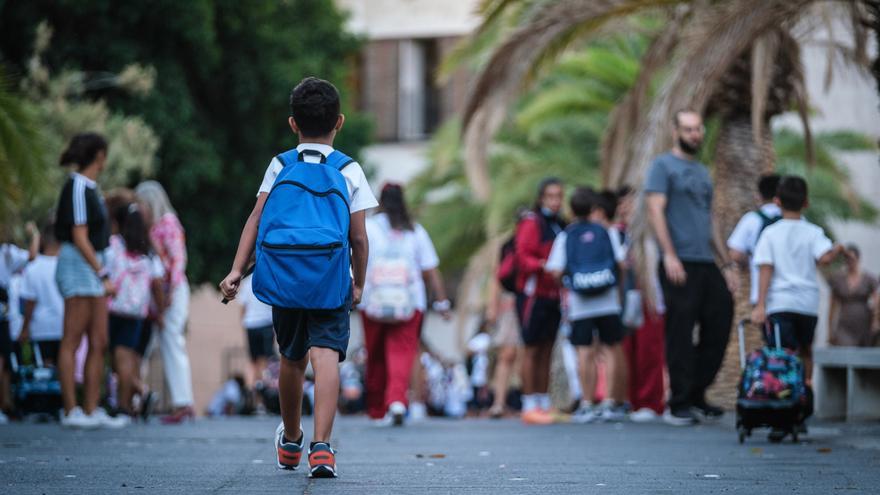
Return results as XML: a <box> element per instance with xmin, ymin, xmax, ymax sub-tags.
<box><xmin>678</xmin><ymin>137</ymin><xmax>701</xmax><ymax>155</ymax></box>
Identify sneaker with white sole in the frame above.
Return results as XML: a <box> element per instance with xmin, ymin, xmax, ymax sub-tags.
<box><xmin>408</xmin><ymin>402</ymin><xmax>427</xmax><ymax>422</ymax></box>
<box><xmin>61</xmin><ymin>407</ymin><xmax>100</xmax><ymax>429</ymax></box>
<box><xmin>571</xmin><ymin>404</ymin><xmax>600</xmax><ymax>424</ymax></box>
<box><xmin>599</xmin><ymin>403</ymin><xmax>629</xmax><ymax>423</ymax></box>
<box><xmin>91</xmin><ymin>408</ymin><xmax>130</xmax><ymax>429</ymax></box>
<box><xmin>308</xmin><ymin>442</ymin><xmax>337</xmax><ymax>478</ymax></box>
<box><xmin>629</xmin><ymin>407</ymin><xmax>659</xmax><ymax>423</ymax></box>
<box><xmin>275</xmin><ymin>422</ymin><xmax>304</xmax><ymax>470</ymax></box>
<box><xmin>389</xmin><ymin>401</ymin><xmax>406</xmax><ymax>427</ymax></box>
<box><xmin>663</xmin><ymin>408</ymin><xmax>698</xmax><ymax>426</ymax></box>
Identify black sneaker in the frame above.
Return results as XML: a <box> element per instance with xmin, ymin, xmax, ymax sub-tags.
<box><xmin>663</xmin><ymin>408</ymin><xmax>698</xmax><ymax>426</ymax></box>
<box><xmin>692</xmin><ymin>401</ymin><xmax>724</xmax><ymax>422</ymax></box>
<box><xmin>308</xmin><ymin>442</ymin><xmax>337</xmax><ymax>478</ymax></box>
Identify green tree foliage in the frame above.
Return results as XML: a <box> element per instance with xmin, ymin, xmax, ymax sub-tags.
<box><xmin>14</xmin><ymin>22</ymin><xmax>159</xmax><ymax>223</ymax></box>
<box><xmin>0</xmin><ymin>0</ymin><xmax>370</xmax><ymax>283</ymax></box>
<box><xmin>0</xmin><ymin>66</ymin><xmax>44</xmax><ymax>234</ymax></box>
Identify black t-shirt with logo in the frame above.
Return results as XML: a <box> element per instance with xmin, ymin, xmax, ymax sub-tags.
<box><xmin>54</xmin><ymin>173</ymin><xmax>110</xmax><ymax>251</ymax></box>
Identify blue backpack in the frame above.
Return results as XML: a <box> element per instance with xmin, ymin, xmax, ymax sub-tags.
<box><xmin>252</xmin><ymin>149</ymin><xmax>353</xmax><ymax>310</ymax></box>
<box><xmin>563</xmin><ymin>222</ymin><xmax>618</xmax><ymax>296</ymax></box>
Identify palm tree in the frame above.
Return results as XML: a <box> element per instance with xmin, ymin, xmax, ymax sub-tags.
<box><xmin>445</xmin><ymin>0</ymin><xmax>876</xmax><ymax>406</ymax></box>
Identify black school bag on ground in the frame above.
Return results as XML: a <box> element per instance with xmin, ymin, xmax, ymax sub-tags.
<box><xmin>563</xmin><ymin>222</ymin><xmax>618</xmax><ymax>296</ymax></box>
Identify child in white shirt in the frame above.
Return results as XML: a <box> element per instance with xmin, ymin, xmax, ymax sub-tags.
<box><xmin>752</xmin><ymin>175</ymin><xmax>846</xmax><ymax>384</ymax></box>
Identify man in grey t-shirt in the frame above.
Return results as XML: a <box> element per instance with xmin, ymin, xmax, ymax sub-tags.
<box><xmin>644</xmin><ymin>110</ymin><xmax>738</xmax><ymax>426</ymax></box>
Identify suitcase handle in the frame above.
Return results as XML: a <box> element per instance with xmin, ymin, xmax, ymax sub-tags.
<box><xmin>737</xmin><ymin>318</ymin><xmax>782</xmax><ymax>369</ymax></box>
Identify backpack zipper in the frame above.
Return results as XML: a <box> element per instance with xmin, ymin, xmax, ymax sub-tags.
<box><xmin>262</xmin><ymin>242</ymin><xmax>343</xmax><ymax>251</ymax></box>
<box><xmin>268</xmin><ymin>181</ymin><xmax>349</xmax><ymax>209</ymax></box>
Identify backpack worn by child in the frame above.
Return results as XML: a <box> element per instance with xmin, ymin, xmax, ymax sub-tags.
<box><xmin>362</xmin><ymin>223</ymin><xmax>417</xmax><ymax>323</ymax></box>
<box><xmin>253</xmin><ymin>149</ymin><xmax>353</xmax><ymax>310</ymax></box>
<box><xmin>495</xmin><ymin>236</ymin><xmax>518</xmax><ymax>294</ymax></box>
<box><xmin>563</xmin><ymin>222</ymin><xmax>618</xmax><ymax>296</ymax></box>
<box><xmin>107</xmin><ymin>236</ymin><xmax>161</xmax><ymax>318</ymax></box>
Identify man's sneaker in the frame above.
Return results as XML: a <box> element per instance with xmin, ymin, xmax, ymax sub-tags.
<box><xmin>571</xmin><ymin>404</ymin><xmax>600</xmax><ymax>424</ymax></box>
<box><xmin>308</xmin><ymin>442</ymin><xmax>337</xmax><ymax>478</ymax></box>
<box><xmin>389</xmin><ymin>401</ymin><xmax>406</xmax><ymax>427</ymax></box>
<box><xmin>629</xmin><ymin>407</ymin><xmax>659</xmax><ymax>423</ymax></box>
<box><xmin>91</xmin><ymin>408</ymin><xmax>130</xmax><ymax>429</ymax></box>
<box><xmin>0</xmin><ymin>411</ymin><xmax>9</xmax><ymax>424</ymax></box>
<box><xmin>60</xmin><ymin>407</ymin><xmax>100</xmax><ymax>429</ymax></box>
<box><xmin>663</xmin><ymin>408</ymin><xmax>698</xmax><ymax>426</ymax></box>
<box><xmin>274</xmin><ymin>422</ymin><xmax>304</xmax><ymax>470</ymax></box>
<box><xmin>521</xmin><ymin>408</ymin><xmax>554</xmax><ymax>425</ymax></box>
<box><xmin>691</xmin><ymin>401</ymin><xmax>724</xmax><ymax>422</ymax></box>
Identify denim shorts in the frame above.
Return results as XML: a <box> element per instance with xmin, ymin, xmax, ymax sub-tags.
<box><xmin>56</xmin><ymin>243</ymin><xmax>105</xmax><ymax>298</ymax></box>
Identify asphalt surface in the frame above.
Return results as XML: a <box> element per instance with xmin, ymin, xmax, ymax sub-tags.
<box><xmin>1</xmin><ymin>414</ymin><xmax>878</xmax><ymax>494</ymax></box>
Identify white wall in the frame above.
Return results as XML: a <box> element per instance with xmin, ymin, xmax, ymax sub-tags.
<box><xmin>336</xmin><ymin>0</ymin><xmax>480</xmax><ymax>40</ymax></box>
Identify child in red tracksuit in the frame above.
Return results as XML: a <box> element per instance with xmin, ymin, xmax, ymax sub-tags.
<box><xmin>514</xmin><ymin>178</ymin><xmax>565</xmax><ymax>424</ymax></box>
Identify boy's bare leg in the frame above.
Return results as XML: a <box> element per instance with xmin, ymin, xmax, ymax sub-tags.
<box><xmin>536</xmin><ymin>341</ymin><xmax>554</xmax><ymax>394</ymax></box>
<box><xmin>577</xmin><ymin>346</ymin><xmax>597</xmax><ymax>404</ymax></box>
<box><xmin>491</xmin><ymin>345</ymin><xmax>517</xmax><ymax>411</ymax></box>
<box><xmin>310</xmin><ymin>347</ymin><xmax>340</xmax><ymax>443</ymax></box>
<box><xmin>606</xmin><ymin>344</ymin><xmax>628</xmax><ymax>404</ymax></box>
<box><xmin>278</xmin><ymin>355</ymin><xmax>308</xmax><ymax>440</ymax></box>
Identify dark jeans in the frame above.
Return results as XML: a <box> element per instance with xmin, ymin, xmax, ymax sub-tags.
<box><xmin>659</xmin><ymin>261</ymin><xmax>733</xmax><ymax>412</ymax></box>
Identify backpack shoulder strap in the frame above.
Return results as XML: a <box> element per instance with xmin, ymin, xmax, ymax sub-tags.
<box><xmin>326</xmin><ymin>150</ymin><xmax>355</xmax><ymax>172</ymax></box>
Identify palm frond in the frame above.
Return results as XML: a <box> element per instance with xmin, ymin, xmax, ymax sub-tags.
<box><xmin>457</xmin><ymin>0</ymin><xmax>686</xmax><ymax>201</ymax></box>
<box><xmin>601</xmin><ymin>8</ymin><xmax>684</xmax><ymax>187</ymax></box>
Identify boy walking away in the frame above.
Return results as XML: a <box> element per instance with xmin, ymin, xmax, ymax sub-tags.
<box><xmin>751</xmin><ymin>176</ymin><xmax>846</xmax><ymax>388</ymax></box>
<box><xmin>727</xmin><ymin>174</ymin><xmax>782</xmax><ymax>305</ymax></box>
<box><xmin>546</xmin><ymin>187</ymin><xmax>628</xmax><ymax>423</ymax></box>
<box><xmin>220</xmin><ymin>77</ymin><xmax>376</xmax><ymax>479</ymax></box>
<box><xmin>18</xmin><ymin>224</ymin><xmax>64</xmax><ymax>366</ymax></box>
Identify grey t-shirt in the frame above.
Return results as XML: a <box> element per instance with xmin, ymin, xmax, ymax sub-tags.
<box><xmin>644</xmin><ymin>152</ymin><xmax>715</xmax><ymax>262</ymax></box>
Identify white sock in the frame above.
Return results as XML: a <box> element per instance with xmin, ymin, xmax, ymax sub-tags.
<box><xmin>522</xmin><ymin>394</ymin><xmax>538</xmax><ymax>412</ymax></box>
<box><xmin>539</xmin><ymin>394</ymin><xmax>551</xmax><ymax>411</ymax></box>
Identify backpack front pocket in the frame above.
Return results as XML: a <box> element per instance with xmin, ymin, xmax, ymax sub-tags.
<box><xmin>253</xmin><ymin>228</ymin><xmax>350</xmax><ymax>309</ymax></box>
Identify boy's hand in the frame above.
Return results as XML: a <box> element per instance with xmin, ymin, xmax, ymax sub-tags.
<box><xmin>219</xmin><ymin>270</ymin><xmax>242</xmax><ymax>300</ymax></box>
<box><xmin>351</xmin><ymin>284</ymin><xmax>363</xmax><ymax>308</ymax></box>
<box><xmin>750</xmin><ymin>304</ymin><xmax>767</xmax><ymax>325</ymax></box>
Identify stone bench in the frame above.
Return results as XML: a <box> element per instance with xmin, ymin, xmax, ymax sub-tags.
<box><xmin>814</xmin><ymin>346</ymin><xmax>880</xmax><ymax>421</ymax></box>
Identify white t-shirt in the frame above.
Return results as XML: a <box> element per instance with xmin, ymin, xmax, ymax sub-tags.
<box><xmin>546</xmin><ymin>225</ymin><xmax>626</xmax><ymax>320</ymax></box>
<box><xmin>752</xmin><ymin>218</ymin><xmax>833</xmax><ymax>316</ymax></box>
<box><xmin>238</xmin><ymin>275</ymin><xmax>273</xmax><ymax>329</ymax></box>
<box><xmin>18</xmin><ymin>255</ymin><xmax>64</xmax><ymax>341</ymax></box>
<box><xmin>727</xmin><ymin>203</ymin><xmax>782</xmax><ymax>304</ymax></box>
<box><xmin>257</xmin><ymin>143</ymin><xmax>378</xmax><ymax>214</ymax></box>
<box><xmin>362</xmin><ymin>213</ymin><xmax>440</xmax><ymax>312</ymax></box>
<box><xmin>1</xmin><ymin>244</ymin><xmax>29</xmax><ymax>288</ymax></box>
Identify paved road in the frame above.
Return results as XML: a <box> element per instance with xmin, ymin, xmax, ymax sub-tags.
<box><xmin>1</xmin><ymin>415</ymin><xmax>878</xmax><ymax>494</ymax></box>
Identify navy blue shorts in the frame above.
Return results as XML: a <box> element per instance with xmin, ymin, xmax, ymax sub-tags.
<box><xmin>109</xmin><ymin>314</ymin><xmax>144</xmax><ymax>351</ymax></box>
<box><xmin>515</xmin><ymin>294</ymin><xmax>561</xmax><ymax>346</ymax></box>
<box><xmin>766</xmin><ymin>312</ymin><xmax>817</xmax><ymax>352</ymax></box>
<box><xmin>272</xmin><ymin>294</ymin><xmax>351</xmax><ymax>363</ymax></box>
<box><xmin>246</xmin><ymin>324</ymin><xmax>276</xmax><ymax>361</ymax></box>
<box><xmin>570</xmin><ymin>314</ymin><xmax>624</xmax><ymax>346</ymax></box>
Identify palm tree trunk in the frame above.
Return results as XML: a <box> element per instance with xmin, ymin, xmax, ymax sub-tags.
<box><xmin>705</xmin><ymin>115</ymin><xmax>775</xmax><ymax>409</ymax></box>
